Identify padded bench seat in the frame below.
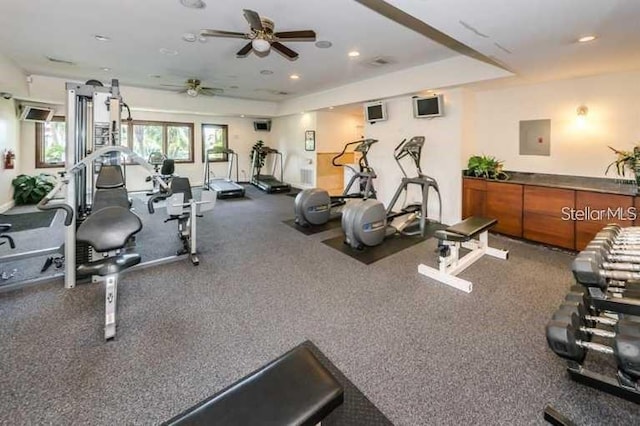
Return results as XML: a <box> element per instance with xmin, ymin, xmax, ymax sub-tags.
<box><xmin>435</xmin><ymin>216</ymin><xmax>498</xmax><ymax>242</ymax></box>
<box><xmin>164</xmin><ymin>345</ymin><xmax>344</xmax><ymax>426</ymax></box>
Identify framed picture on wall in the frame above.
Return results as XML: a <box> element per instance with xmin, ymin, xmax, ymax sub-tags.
<box><xmin>305</xmin><ymin>130</ymin><xmax>315</xmax><ymax>151</ymax></box>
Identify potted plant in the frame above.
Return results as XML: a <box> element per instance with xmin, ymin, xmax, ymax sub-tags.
<box><xmin>605</xmin><ymin>145</ymin><xmax>640</xmax><ymax>185</ymax></box>
<box><xmin>251</xmin><ymin>140</ymin><xmax>267</xmax><ymax>171</ymax></box>
<box><xmin>11</xmin><ymin>173</ymin><xmax>56</xmax><ymax>205</ymax></box>
<box><xmin>465</xmin><ymin>155</ymin><xmax>509</xmax><ymax>180</ymax></box>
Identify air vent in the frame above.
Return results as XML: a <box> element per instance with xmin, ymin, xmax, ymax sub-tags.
<box><xmin>47</xmin><ymin>56</ymin><xmax>75</xmax><ymax>65</ymax></box>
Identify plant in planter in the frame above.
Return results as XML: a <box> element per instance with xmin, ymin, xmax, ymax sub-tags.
<box><xmin>465</xmin><ymin>155</ymin><xmax>509</xmax><ymax>180</ymax></box>
<box><xmin>251</xmin><ymin>140</ymin><xmax>267</xmax><ymax>171</ymax></box>
<box><xmin>11</xmin><ymin>173</ymin><xmax>56</xmax><ymax>205</ymax></box>
<box><xmin>605</xmin><ymin>145</ymin><xmax>640</xmax><ymax>185</ymax></box>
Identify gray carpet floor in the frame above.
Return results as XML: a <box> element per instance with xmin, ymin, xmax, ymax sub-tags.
<box><xmin>1</xmin><ymin>185</ymin><xmax>639</xmax><ymax>425</ymax></box>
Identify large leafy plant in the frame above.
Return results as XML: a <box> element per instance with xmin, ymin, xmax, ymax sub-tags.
<box><xmin>605</xmin><ymin>146</ymin><xmax>640</xmax><ymax>183</ymax></box>
<box><xmin>466</xmin><ymin>155</ymin><xmax>509</xmax><ymax>180</ymax></box>
<box><xmin>11</xmin><ymin>174</ymin><xmax>56</xmax><ymax>205</ymax></box>
<box><xmin>251</xmin><ymin>140</ymin><xmax>267</xmax><ymax>170</ymax></box>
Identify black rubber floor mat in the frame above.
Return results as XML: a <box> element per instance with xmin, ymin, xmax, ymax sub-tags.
<box><xmin>282</xmin><ymin>218</ymin><xmax>343</xmax><ymax>235</ymax></box>
<box><xmin>0</xmin><ymin>210</ymin><xmax>57</xmax><ymax>232</ymax></box>
<box><xmin>302</xmin><ymin>340</ymin><xmax>393</xmax><ymax>426</ymax></box>
<box><xmin>322</xmin><ymin>222</ymin><xmax>448</xmax><ymax>265</ymax></box>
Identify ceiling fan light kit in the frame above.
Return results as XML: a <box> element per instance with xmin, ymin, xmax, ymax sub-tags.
<box><xmin>199</xmin><ymin>9</ymin><xmax>316</xmax><ymax>60</ymax></box>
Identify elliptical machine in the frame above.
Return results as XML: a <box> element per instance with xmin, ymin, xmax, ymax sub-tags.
<box><xmin>294</xmin><ymin>138</ymin><xmax>378</xmax><ymax>227</ymax></box>
<box><xmin>342</xmin><ymin>136</ymin><xmax>442</xmax><ymax>249</ymax></box>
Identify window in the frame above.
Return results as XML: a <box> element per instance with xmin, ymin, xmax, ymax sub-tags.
<box><xmin>36</xmin><ymin>119</ymin><xmax>194</xmax><ymax>168</ymax></box>
<box><xmin>122</xmin><ymin>121</ymin><xmax>194</xmax><ymax>163</ymax></box>
<box><xmin>202</xmin><ymin>124</ymin><xmax>229</xmax><ymax>162</ymax></box>
<box><xmin>36</xmin><ymin>116</ymin><xmax>66</xmax><ymax>168</ymax></box>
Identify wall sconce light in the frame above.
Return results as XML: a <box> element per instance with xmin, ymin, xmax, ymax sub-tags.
<box><xmin>576</xmin><ymin>105</ymin><xmax>588</xmax><ymax>117</ymax></box>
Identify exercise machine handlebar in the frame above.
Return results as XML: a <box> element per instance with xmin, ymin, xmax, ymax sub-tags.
<box><xmin>37</xmin><ymin>177</ymin><xmax>74</xmax><ymax>226</ymax></box>
<box><xmin>331</xmin><ymin>139</ymin><xmax>378</xmax><ymax>168</ymax></box>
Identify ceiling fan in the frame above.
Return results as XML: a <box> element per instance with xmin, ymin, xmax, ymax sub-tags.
<box><xmin>200</xmin><ymin>9</ymin><xmax>316</xmax><ymax>60</ymax></box>
<box><xmin>162</xmin><ymin>79</ymin><xmax>223</xmax><ymax>97</ymax></box>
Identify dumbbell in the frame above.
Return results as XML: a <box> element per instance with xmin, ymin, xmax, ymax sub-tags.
<box><xmin>546</xmin><ymin>315</ymin><xmax>640</xmax><ymax>384</ymax></box>
<box><xmin>585</xmin><ymin>240</ymin><xmax>640</xmax><ymax>263</ymax></box>
<box><xmin>572</xmin><ymin>250</ymin><xmax>640</xmax><ymax>289</ymax></box>
<box><xmin>593</xmin><ymin>227</ymin><xmax>640</xmax><ymax>245</ymax></box>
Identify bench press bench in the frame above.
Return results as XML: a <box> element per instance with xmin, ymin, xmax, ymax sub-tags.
<box><xmin>164</xmin><ymin>345</ymin><xmax>344</xmax><ymax>426</ymax></box>
<box><xmin>418</xmin><ymin>216</ymin><xmax>508</xmax><ymax>293</ymax></box>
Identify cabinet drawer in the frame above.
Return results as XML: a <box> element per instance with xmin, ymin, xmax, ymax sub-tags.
<box><xmin>486</xmin><ymin>182</ymin><xmax>523</xmax><ymax>237</ymax></box>
<box><xmin>463</xmin><ymin>178</ymin><xmax>486</xmax><ymax>191</ymax></box>
<box><xmin>523</xmin><ymin>212</ymin><xmax>575</xmax><ymax>249</ymax></box>
<box><xmin>524</xmin><ymin>186</ymin><xmax>574</xmax><ymax>217</ymax></box>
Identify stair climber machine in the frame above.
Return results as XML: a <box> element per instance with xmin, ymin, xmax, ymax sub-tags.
<box><xmin>342</xmin><ymin>136</ymin><xmax>442</xmax><ymax>249</ymax></box>
<box><xmin>294</xmin><ymin>138</ymin><xmax>378</xmax><ymax>227</ymax></box>
<box><xmin>203</xmin><ymin>148</ymin><xmax>245</xmax><ymax>198</ymax></box>
<box><xmin>250</xmin><ymin>146</ymin><xmax>291</xmax><ymax>193</ymax></box>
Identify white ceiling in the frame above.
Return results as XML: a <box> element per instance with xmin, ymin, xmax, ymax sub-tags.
<box><xmin>0</xmin><ymin>0</ymin><xmax>456</xmax><ymax>102</ymax></box>
<box><xmin>1</xmin><ymin>0</ymin><xmax>639</xmax><ymax>103</ymax></box>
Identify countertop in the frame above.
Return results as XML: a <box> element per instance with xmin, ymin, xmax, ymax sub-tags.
<box><xmin>462</xmin><ymin>171</ymin><xmax>638</xmax><ymax>196</ymax></box>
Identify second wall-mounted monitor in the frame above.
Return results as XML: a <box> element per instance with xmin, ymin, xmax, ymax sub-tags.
<box><xmin>364</xmin><ymin>101</ymin><xmax>387</xmax><ymax>123</ymax></box>
<box><xmin>412</xmin><ymin>95</ymin><xmax>444</xmax><ymax>118</ymax></box>
<box><xmin>254</xmin><ymin>120</ymin><xmax>271</xmax><ymax>131</ymax></box>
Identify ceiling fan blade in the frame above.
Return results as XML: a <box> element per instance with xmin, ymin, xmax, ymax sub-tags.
<box><xmin>200</xmin><ymin>88</ymin><xmax>223</xmax><ymax>96</ymax></box>
<box><xmin>160</xmin><ymin>84</ymin><xmax>186</xmax><ymax>88</ymax></box>
<box><xmin>243</xmin><ymin>9</ymin><xmax>263</xmax><ymax>31</ymax></box>
<box><xmin>274</xmin><ymin>30</ymin><xmax>316</xmax><ymax>41</ymax></box>
<box><xmin>236</xmin><ymin>42</ymin><xmax>253</xmax><ymax>58</ymax></box>
<box><xmin>200</xmin><ymin>29</ymin><xmax>248</xmax><ymax>39</ymax></box>
<box><xmin>271</xmin><ymin>42</ymin><xmax>298</xmax><ymax>60</ymax></box>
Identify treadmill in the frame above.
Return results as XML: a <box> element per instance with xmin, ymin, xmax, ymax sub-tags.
<box><xmin>203</xmin><ymin>148</ymin><xmax>245</xmax><ymax>198</ymax></box>
<box><xmin>250</xmin><ymin>146</ymin><xmax>291</xmax><ymax>193</ymax></box>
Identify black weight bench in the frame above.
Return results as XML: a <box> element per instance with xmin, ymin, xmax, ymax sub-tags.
<box><xmin>418</xmin><ymin>216</ymin><xmax>508</xmax><ymax>293</ymax></box>
<box><xmin>164</xmin><ymin>345</ymin><xmax>344</xmax><ymax>426</ymax></box>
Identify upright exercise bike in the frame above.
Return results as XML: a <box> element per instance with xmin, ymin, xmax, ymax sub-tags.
<box><xmin>342</xmin><ymin>136</ymin><xmax>442</xmax><ymax>249</ymax></box>
<box><xmin>294</xmin><ymin>138</ymin><xmax>378</xmax><ymax>227</ymax></box>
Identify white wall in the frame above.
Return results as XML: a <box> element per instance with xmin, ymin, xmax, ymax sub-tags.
<box><xmin>0</xmin><ymin>52</ymin><xmax>27</xmax><ymax>98</ymax></box>
<box><xmin>364</xmin><ymin>89</ymin><xmax>465</xmax><ymax>225</ymax></box>
<box><xmin>473</xmin><ymin>70</ymin><xmax>640</xmax><ymax>178</ymax></box>
<box><xmin>0</xmin><ymin>98</ymin><xmax>20</xmax><ymax>210</ymax></box>
<box><xmin>278</xmin><ymin>55</ymin><xmax>512</xmax><ymax>116</ymax></box>
<box><xmin>19</xmin><ymin>110</ymin><xmax>272</xmax><ymax>192</ymax></box>
<box><xmin>271</xmin><ymin>112</ymin><xmax>317</xmax><ymax>188</ymax></box>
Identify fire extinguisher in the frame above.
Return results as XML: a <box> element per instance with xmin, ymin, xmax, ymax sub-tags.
<box><xmin>4</xmin><ymin>150</ymin><xmax>15</xmax><ymax>169</ymax></box>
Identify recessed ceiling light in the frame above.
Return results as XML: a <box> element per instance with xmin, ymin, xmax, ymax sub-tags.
<box><xmin>260</xmin><ymin>70</ymin><xmax>274</xmax><ymax>75</ymax></box>
<box><xmin>101</xmin><ymin>67</ymin><xmax>111</xmax><ymax>72</ymax></box>
<box><xmin>240</xmin><ymin>114</ymin><xmax>245</xmax><ymax>118</ymax></box>
<box><xmin>180</xmin><ymin>0</ymin><xmax>206</xmax><ymax>9</ymax></box>
<box><xmin>315</xmin><ymin>40</ymin><xmax>332</xmax><ymax>49</ymax></box>
<box><xmin>577</xmin><ymin>35</ymin><xmax>597</xmax><ymax>43</ymax></box>
<box><xmin>229</xmin><ymin>85</ymin><xmax>239</xmax><ymax>89</ymax></box>
<box><xmin>182</xmin><ymin>33</ymin><xmax>197</xmax><ymax>42</ymax></box>
<box><xmin>159</xmin><ymin>47</ymin><xmax>178</xmax><ymax>56</ymax></box>
<box><xmin>348</xmin><ymin>51</ymin><xmax>360</xmax><ymax>57</ymax></box>
<box><xmin>329</xmin><ymin>106</ymin><xmax>334</xmax><ymax>110</ymax></box>
<box><xmin>290</xmin><ymin>74</ymin><xmax>300</xmax><ymax>80</ymax></box>
<box><xmin>94</xmin><ymin>35</ymin><xmax>111</xmax><ymax>42</ymax></box>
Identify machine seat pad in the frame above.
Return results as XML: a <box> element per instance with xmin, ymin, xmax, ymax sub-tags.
<box><xmin>164</xmin><ymin>345</ymin><xmax>344</xmax><ymax>426</ymax></box>
<box><xmin>95</xmin><ymin>165</ymin><xmax>125</xmax><ymax>189</ymax></box>
<box><xmin>77</xmin><ymin>207</ymin><xmax>142</xmax><ymax>252</ymax></box>
<box><xmin>435</xmin><ymin>230</ymin><xmax>470</xmax><ymax>242</ymax></box>
<box><xmin>93</xmin><ymin>188</ymin><xmax>130</xmax><ymax>212</ymax></box>
<box><xmin>446</xmin><ymin>216</ymin><xmax>497</xmax><ymax>238</ymax></box>
<box><xmin>0</xmin><ymin>223</ymin><xmax>11</xmax><ymax>233</ymax></box>
<box><xmin>77</xmin><ymin>253</ymin><xmax>141</xmax><ymax>277</ymax></box>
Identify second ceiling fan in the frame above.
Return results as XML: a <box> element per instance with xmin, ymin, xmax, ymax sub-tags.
<box><xmin>200</xmin><ymin>9</ymin><xmax>316</xmax><ymax>60</ymax></box>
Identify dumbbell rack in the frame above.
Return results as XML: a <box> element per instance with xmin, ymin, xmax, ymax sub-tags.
<box><xmin>546</xmin><ymin>223</ymin><xmax>640</xmax><ymax>404</ymax></box>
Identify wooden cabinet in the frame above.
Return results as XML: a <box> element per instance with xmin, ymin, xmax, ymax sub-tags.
<box><xmin>485</xmin><ymin>181</ymin><xmax>523</xmax><ymax>237</ymax></box>
<box><xmin>523</xmin><ymin>186</ymin><xmax>575</xmax><ymax>249</ymax></box>
<box><xmin>574</xmin><ymin>191</ymin><xmax>634</xmax><ymax>250</ymax></box>
<box><xmin>462</xmin><ymin>178</ymin><xmax>486</xmax><ymax>219</ymax></box>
